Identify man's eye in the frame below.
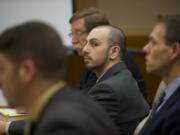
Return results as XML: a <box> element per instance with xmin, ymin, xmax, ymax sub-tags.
<box><xmin>90</xmin><ymin>41</ymin><xmax>99</xmax><ymax>47</ymax></box>
<box><xmin>148</xmin><ymin>38</ymin><xmax>156</xmax><ymax>46</ymax></box>
<box><xmin>150</xmin><ymin>40</ymin><xmax>157</xmax><ymax>45</ymax></box>
<box><xmin>92</xmin><ymin>43</ymin><xmax>98</xmax><ymax>46</ymax></box>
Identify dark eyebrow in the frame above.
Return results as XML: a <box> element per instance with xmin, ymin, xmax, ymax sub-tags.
<box><xmin>88</xmin><ymin>38</ymin><xmax>100</xmax><ymax>43</ymax></box>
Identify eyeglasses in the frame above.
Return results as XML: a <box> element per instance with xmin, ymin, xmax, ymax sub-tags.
<box><xmin>68</xmin><ymin>31</ymin><xmax>87</xmax><ymax>38</ymax></box>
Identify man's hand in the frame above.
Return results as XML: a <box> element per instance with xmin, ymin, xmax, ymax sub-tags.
<box><xmin>0</xmin><ymin>121</ymin><xmax>6</xmax><ymax>135</ymax></box>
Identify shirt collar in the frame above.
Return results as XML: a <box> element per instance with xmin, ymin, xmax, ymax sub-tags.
<box><xmin>164</xmin><ymin>77</ymin><xmax>180</xmax><ymax>101</ymax></box>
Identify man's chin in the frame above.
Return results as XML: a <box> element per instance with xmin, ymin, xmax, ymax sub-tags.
<box><xmin>85</xmin><ymin>64</ymin><xmax>94</xmax><ymax>70</ymax></box>
<box><xmin>146</xmin><ymin>66</ymin><xmax>153</xmax><ymax>73</ymax></box>
<box><xmin>146</xmin><ymin>67</ymin><xmax>160</xmax><ymax>75</ymax></box>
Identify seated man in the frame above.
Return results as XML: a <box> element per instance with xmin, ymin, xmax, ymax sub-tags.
<box><xmin>70</xmin><ymin>7</ymin><xmax>148</xmax><ymax>101</ymax></box>
<box><xmin>0</xmin><ymin>21</ymin><xmax>120</xmax><ymax>135</ymax></box>
<box><xmin>140</xmin><ymin>15</ymin><xmax>180</xmax><ymax>135</ymax></box>
<box><xmin>82</xmin><ymin>25</ymin><xmax>149</xmax><ymax>135</ymax></box>
<box><xmin>133</xmin><ymin>81</ymin><xmax>167</xmax><ymax>135</ymax></box>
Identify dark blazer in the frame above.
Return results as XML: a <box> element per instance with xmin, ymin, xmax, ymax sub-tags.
<box><xmin>28</xmin><ymin>85</ymin><xmax>120</xmax><ymax>135</ymax></box>
<box><xmin>140</xmin><ymin>86</ymin><xmax>180</xmax><ymax>135</ymax></box>
<box><xmin>9</xmin><ymin>120</ymin><xmax>27</xmax><ymax>135</ymax></box>
<box><xmin>87</xmin><ymin>62</ymin><xmax>149</xmax><ymax>135</ymax></box>
<box><xmin>76</xmin><ymin>50</ymin><xmax>148</xmax><ymax>101</ymax></box>
<box><xmin>123</xmin><ymin>50</ymin><xmax>147</xmax><ymax>100</ymax></box>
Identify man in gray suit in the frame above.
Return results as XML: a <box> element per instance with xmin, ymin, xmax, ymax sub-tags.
<box><xmin>82</xmin><ymin>25</ymin><xmax>149</xmax><ymax>135</ymax></box>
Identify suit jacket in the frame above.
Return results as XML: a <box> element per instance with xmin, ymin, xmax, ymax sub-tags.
<box><xmin>133</xmin><ymin>81</ymin><xmax>167</xmax><ymax>135</ymax></box>
<box><xmin>76</xmin><ymin>50</ymin><xmax>148</xmax><ymax>101</ymax></box>
<box><xmin>9</xmin><ymin>120</ymin><xmax>27</xmax><ymax>135</ymax></box>
<box><xmin>140</xmin><ymin>86</ymin><xmax>180</xmax><ymax>135</ymax></box>
<box><xmin>86</xmin><ymin>62</ymin><xmax>149</xmax><ymax>135</ymax></box>
<box><xmin>28</xmin><ymin>85</ymin><xmax>120</xmax><ymax>135</ymax></box>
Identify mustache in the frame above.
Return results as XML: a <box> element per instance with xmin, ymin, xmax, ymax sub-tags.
<box><xmin>83</xmin><ymin>55</ymin><xmax>91</xmax><ymax>60</ymax></box>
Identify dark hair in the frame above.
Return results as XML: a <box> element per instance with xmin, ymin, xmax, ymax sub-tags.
<box><xmin>69</xmin><ymin>7</ymin><xmax>110</xmax><ymax>32</ymax></box>
<box><xmin>108</xmin><ymin>25</ymin><xmax>126</xmax><ymax>56</ymax></box>
<box><xmin>157</xmin><ymin>15</ymin><xmax>180</xmax><ymax>45</ymax></box>
<box><xmin>0</xmin><ymin>21</ymin><xmax>66</xmax><ymax>81</ymax></box>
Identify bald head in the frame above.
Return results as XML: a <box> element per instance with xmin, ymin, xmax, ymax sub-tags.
<box><xmin>91</xmin><ymin>25</ymin><xmax>126</xmax><ymax>56</ymax></box>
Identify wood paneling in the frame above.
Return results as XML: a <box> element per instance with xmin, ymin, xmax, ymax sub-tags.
<box><xmin>74</xmin><ymin>0</ymin><xmax>97</xmax><ymax>11</ymax></box>
<box><xmin>65</xmin><ymin>54</ymin><xmax>84</xmax><ymax>86</ymax></box>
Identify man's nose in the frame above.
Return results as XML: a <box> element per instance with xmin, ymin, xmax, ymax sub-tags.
<box><xmin>143</xmin><ymin>43</ymin><xmax>150</xmax><ymax>54</ymax></box>
<box><xmin>71</xmin><ymin>36</ymin><xmax>79</xmax><ymax>44</ymax></box>
<box><xmin>82</xmin><ymin>43</ymin><xmax>89</xmax><ymax>53</ymax></box>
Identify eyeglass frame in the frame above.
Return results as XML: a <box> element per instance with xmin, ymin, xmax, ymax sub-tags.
<box><xmin>68</xmin><ymin>31</ymin><xmax>88</xmax><ymax>38</ymax></box>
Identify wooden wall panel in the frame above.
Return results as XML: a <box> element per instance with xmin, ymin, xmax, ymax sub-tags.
<box><xmin>65</xmin><ymin>54</ymin><xmax>84</xmax><ymax>86</ymax></box>
<box><xmin>74</xmin><ymin>0</ymin><xmax>97</xmax><ymax>11</ymax></box>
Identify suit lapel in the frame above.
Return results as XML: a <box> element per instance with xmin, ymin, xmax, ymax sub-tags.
<box><xmin>140</xmin><ymin>86</ymin><xmax>180</xmax><ymax>135</ymax></box>
<box><xmin>156</xmin><ymin>86</ymin><xmax>180</xmax><ymax>115</ymax></box>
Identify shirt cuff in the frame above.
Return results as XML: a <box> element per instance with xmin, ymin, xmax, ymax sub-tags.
<box><xmin>5</xmin><ymin>121</ymin><xmax>11</xmax><ymax>135</ymax></box>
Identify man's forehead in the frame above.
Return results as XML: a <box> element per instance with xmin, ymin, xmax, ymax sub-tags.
<box><xmin>70</xmin><ymin>18</ymin><xmax>86</xmax><ymax>31</ymax></box>
<box><xmin>150</xmin><ymin>23</ymin><xmax>166</xmax><ymax>40</ymax></box>
<box><xmin>87</xmin><ymin>28</ymin><xmax>109</xmax><ymax>41</ymax></box>
<box><xmin>152</xmin><ymin>23</ymin><xmax>166</xmax><ymax>35</ymax></box>
<box><xmin>0</xmin><ymin>53</ymin><xmax>12</xmax><ymax>67</ymax></box>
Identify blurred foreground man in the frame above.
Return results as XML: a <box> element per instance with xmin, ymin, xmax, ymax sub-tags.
<box><xmin>0</xmin><ymin>21</ymin><xmax>120</xmax><ymax>135</ymax></box>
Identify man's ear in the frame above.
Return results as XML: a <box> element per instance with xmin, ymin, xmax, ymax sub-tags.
<box><xmin>109</xmin><ymin>45</ymin><xmax>120</xmax><ymax>60</ymax></box>
<box><xmin>19</xmin><ymin>60</ymin><xmax>35</xmax><ymax>83</ymax></box>
<box><xmin>170</xmin><ymin>42</ymin><xmax>180</xmax><ymax>60</ymax></box>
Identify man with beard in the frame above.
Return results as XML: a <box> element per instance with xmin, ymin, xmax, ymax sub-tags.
<box><xmin>81</xmin><ymin>25</ymin><xmax>149</xmax><ymax>135</ymax></box>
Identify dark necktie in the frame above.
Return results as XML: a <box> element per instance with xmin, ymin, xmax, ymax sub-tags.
<box><xmin>139</xmin><ymin>92</ymin><xmax>166</xmax><ymax>135</ymax></box>
<box><xmin>153</xmin><ymin>91</ymin><xmax>166</xmax><ymax>112</ymax></box>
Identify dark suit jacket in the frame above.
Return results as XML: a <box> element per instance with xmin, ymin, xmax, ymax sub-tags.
<box><xmin>87</xmin><ymin>62</ymin><xmax>149</xmax><ymax>135</ymax></box>
<box><xmin>27</xmin><ymin>85</ymin><xmax>120</xmax><ymax>135</ymax></box>
<box><xmin>140</xmin><ymin>86</ymin><xmax>180</xmax><ymax>135</ymax></box>
<box><xmin>76</xmin><ymin>50</ymin><xmax>148</xmax><ymax>101</ymax></box>
<box><xmin>9</xmin><ymin>120</ymin><xmax>27</xmax><ymax>135</ymax></box>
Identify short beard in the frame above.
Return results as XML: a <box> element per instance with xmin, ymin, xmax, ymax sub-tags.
<box><xmin>86</xmin><ymin>49</ymin><xmax>109</xmax><ymax>75</ymax></box>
